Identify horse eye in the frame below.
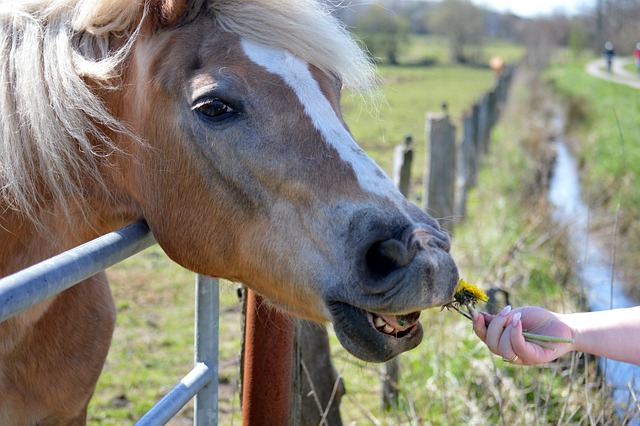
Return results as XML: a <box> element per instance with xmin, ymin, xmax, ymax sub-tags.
<box><xmin>195</xmin><ymin>99</ymin><xmax>236</xmax><ymax>121</ymax></box>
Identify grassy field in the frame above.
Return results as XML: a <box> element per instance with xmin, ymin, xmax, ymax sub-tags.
<box><xmin>623</xmin><ymin>59</ymin><xmax>639</xmax><ymax>74</ymax></box>
<box><xmin>88</xmin><ymin>56</ymin><xmax>502</xmax><ymax>422</ymax></box>
<box><xmin>342</xmin><ymin>63</ymin><xmax>496</xmax><ymax>202</ymax></box>
<box><xmin>546</xmin><ymin>56</ymin><xmax>640</xmax><ymax>300</ymax></box>
<box><xmin>334</xmin><ymin>66</ymin><xmax>624</xmax><ymax>424</ymax></box>
<box><xmin>89</xmin><ymin>59</ymin><xmax>501</xmax><ymax>423</ymax></box>
<box><xmin>88</xmin><ymin>42</ymin><xmax>630</xmax><ymax>424</ymax></box>
<box><xmin>400</xmin><ymin>34</ymin><xmax>526</xmax><ymax>67</ymax></box>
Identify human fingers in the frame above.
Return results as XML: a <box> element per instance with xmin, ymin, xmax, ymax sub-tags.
<box><xmin>510</xmin><ymin>312</ymin><xmax>566</xmax><ymax>364</ymax></box>
<box><xmin>509</xmin><ymin>312</ymin><xmax>529</xmax><ymax>357</ymax></box>
<box><xmin>471</xmin><ymin>308</ymin><xmax>489</xmax><ymax>341</ymax></box>
<box><xmin>485</xmin><ymin>305</ymin><xmax>512</xmax><ymax>354</ymax></box>
<box><xmin>472</xmin><ymin>309</ymin><xmax>499</xmax><ymax>338</ymax></box>
<box><xmin>498</xmin><ymin>312</ymin><xmax>523</xmax><ymax>364</ymax></box>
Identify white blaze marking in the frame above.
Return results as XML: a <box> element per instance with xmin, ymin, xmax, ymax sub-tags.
<box><xmin>241</xmin><ymin>39</ymin><xmax>402</xmax><ymax>200</ymax></box>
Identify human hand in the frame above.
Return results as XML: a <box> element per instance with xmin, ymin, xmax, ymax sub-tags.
<box><xmin>472</xmin><ymin>306</ymin><xmax>575</xmax><ymax>365</ymax></box>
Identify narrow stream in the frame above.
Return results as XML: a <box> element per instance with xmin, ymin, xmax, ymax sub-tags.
<box><xmin>547</xmin><ymin>120</ymin><xmax>640</xmax><ymax>421</ymax></box>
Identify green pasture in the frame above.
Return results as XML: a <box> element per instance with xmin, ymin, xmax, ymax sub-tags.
<box><xmin>334</xmin><ymin>66</ymin><xmax>619</xmax><ymax>424</ymax></box>
<box><xmin>89</xmin><ymin>42</ymin><xmax>625</xmax><ymax>424</ymax></box>
<box><xmin>623</xmin><ymin>59</ymin><xmax>639</xmax><ymax>74</ymax></box>
<box><xmin>399</xmin><ymin>34</ymin><xmax>525</xmax><ymax>67</ymax></box>
<box><xmin>343</xmin><ymin>64</ymin><xmax>495</xmax><ymax>188</ymax></box>
<box><xmin>546</xmin><ymin>56</ymin><xmax>640</xmax><ymax>299</ymax></box>
<box><xmin>89</xmin><ymin>59</ymin><xmax>502</xmax><ymax>422</ymax></box>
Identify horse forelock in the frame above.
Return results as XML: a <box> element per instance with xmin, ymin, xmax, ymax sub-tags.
<box><xmin>208</xmin><ymin>0</ymin><xmax>377</xmax><ymax>93</ymax></box>
<box><xmin>0</xmin><ymin>0</ymin><xmax>376</xmax><ymax>223</ymax></box>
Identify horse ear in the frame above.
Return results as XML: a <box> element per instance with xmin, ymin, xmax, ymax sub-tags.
<box><xmin>149</xmin><ymin>0</ymin><xmax>207</xmax><ymax>29</ymax></box>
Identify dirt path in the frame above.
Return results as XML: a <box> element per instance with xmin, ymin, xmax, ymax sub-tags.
<box><xmin>585</xmin><ymin>57</ymin><xmax>640</xmax><ymax>89</ymax></box>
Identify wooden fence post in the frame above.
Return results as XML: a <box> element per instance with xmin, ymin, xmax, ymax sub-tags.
<box><xmin>392</xmin><ymin>134</ymin><xmax>414</xmax><ymax>198</ymax></box>
<box><xmin>423</xmin><ymin>113</ymin><xmax>456</xmax><ymax>232</ymax></box>
<box><xmin>488</xmin><ymin>90</ymin><xmax>498</xmax><ymax>129</ymax></box>
<box><xmin>477</xmin><ymin>94</ymin><xmax>490</xmax><ymax>155</ymax></box>
<box><xmin>297</xmin><ymin>321</ymin><xmax>345</xmax><ymax>426</ymax></box>
<box><xmin>456</xmin><ymin>112</ymin><xmax>476</xmax><ymax>220</ymax></box>
<box><xmin>381</xmin><ymin>134</ymin><xmax>415</xmax><ymax>410</ymax></box>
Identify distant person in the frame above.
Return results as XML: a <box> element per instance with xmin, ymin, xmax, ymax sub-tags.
<box><xmin>471</xmin><ymin>305</ymin><xmax>640</xmax><ymax>366</ymax></box>
<box><xmin>489</xmin><ymin>56</ymin><xmax>505</xmax><ymax>76</ymax></box>
<box><xmin>634</xmin><ymin>42</ymin><xmax>640</xmax><ymax>73</ymax></box>
<box><xmin>603</xmin><ymin>41</ymin><xmax>615</xmax><ymax>72</ymax></box>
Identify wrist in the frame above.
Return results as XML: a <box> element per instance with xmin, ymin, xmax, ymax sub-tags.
<box><xmin>556</xmin><ymin>312</ymin><xmax>580</xmax><ymax>352</ymax></box>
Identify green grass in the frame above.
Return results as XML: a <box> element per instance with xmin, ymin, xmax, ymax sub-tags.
<box><xmin>547</xmin><ymin>58</ymin><xmax>640</xmax><ymax>208</ymax></box>
<box><xmin>332</xmin><ymin>68</ymin><xmax>617</xmax><ymax>424</ymax></box>
<box><xmin>89</xmin><ymin>43</ymin><xmax>623</xmax><ymax>424</ymax></box>
<box><xmin>546</xmin><ymin>56</ymin><xmax>640</xmax><ymax>299</ymax></box>
<box><xmin>89</xmin><ymin>247</ymin><xmax>244</xmax><ymax>424</ymax></box>
<box><xmin>344</xmin><ymin>63</ymin><xmax>496</xmax><ymax>200</ymax></box>
<box><xmin>623</xmin><ymin>59</ymin><xmax>639</xmax><ymax>74</ymax></box>
<box><xmin>399</xmin><ymin>34</ymin><xmax>525</xmax><ymax>67</ymax></box>
<box><xmin>399</xmin><ymin>34</ymin><xmax>450</xmax><ymax>65</ymax></box>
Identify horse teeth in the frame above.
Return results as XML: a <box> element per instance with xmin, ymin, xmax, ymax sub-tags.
<box><xmin>374</xmin><ymin>316</ymin><xmax>396</xmax><ymax>334</ymax></box>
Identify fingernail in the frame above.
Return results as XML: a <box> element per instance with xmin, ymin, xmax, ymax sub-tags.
<box><xmin>499</xmin><ymin>305</ymin><xmax>511</xmax><ymax>317</ymax></box>
<box><xmin>470</xmin><ymin>307</ymin><xmax>478</xmax><ymax>320</ymax></box>
<box><xmin>512</xmin><ymin>312</ymin><xmax>521</xmax><ymax>327</ymax></box>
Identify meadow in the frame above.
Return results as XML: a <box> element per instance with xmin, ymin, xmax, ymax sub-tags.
<box><xmin>546</xmin><ymin>55</ymin><xmax>640</xmax><ymax>301</ymax></box>
<box><xmin>88</xmin><ymin>39</ymin><xmax>634</xmax><ymax>424</ymax></box>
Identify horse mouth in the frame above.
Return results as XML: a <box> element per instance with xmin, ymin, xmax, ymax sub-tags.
<box><xmin>368</xmin><ymin>311</ymin><xmax>421</xmax><ymax>338</ymax></box>
<box><xmin>328</xmin><ymin>301</ymin><xmax>424</xmax><ymax>362</ymax></box>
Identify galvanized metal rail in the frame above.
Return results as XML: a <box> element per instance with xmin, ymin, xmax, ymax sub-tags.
<box><xmin>137</xmin><ymin>274</ymin><xmax>219</xmax><ymax>425</ymax></box>
<box><xmin>0</xmin><ymin>220</ymin><xmax>156</xmax><ymax>322</ymax></box>
<box><xmin>0</xmin><ymin>220</ymin><xmax>219</xmax><ymax>425</ymax></box>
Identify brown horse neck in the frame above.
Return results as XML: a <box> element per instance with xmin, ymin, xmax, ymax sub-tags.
<box><xmin>0</xmin><ymin>192</ymin><xmax>141</xmax><ymax>278</ymax></box>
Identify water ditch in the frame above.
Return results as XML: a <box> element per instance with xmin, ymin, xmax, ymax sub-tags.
<box><xmin>547</xmin><ymin>115</ymin><xmax>640</xmax><ymax>421</ymax></box>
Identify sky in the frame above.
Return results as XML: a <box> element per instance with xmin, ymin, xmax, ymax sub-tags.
<box><xmin>473</xmin><ymin>0</ymin><xmax>593</xmax><ymax>17</ymax></box>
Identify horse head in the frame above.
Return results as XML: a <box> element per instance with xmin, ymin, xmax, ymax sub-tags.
<box><xmin>105</xmin><ymin>0</ymin><xmax>460</xmax><ymax>362</ymax></box>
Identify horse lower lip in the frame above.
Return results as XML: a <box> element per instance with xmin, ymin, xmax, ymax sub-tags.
<box><xmin>329</xmin><ymin>301</ymin><xmax>424</xmax><ymax>362</ymax></box>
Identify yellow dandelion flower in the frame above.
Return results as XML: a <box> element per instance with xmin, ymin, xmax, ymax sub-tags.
<box><xmin>454</xmin><ymin>278</ymin><xmax>489</xmax><ymax>305</ymax></box>
<box><xmin>441</xmin><ymin>278</ymin><xmax>488</xmax><ymax>319</ymax></box>
<box><xmin>443</xmin><ymin>279</ymin><xmax>576</xmax><ymax>347</ymax></box>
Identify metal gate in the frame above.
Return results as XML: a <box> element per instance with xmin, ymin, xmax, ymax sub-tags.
<box><xmin>0</xmin><ymin>220</ymin><xmax>219</xmax><ymax>425</ymax></box>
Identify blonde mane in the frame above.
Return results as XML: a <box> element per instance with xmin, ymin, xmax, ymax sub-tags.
<box><xmin>0</xmin><ymin>0</ymin><xmax>375</xmax><ymax>221</ymax></box>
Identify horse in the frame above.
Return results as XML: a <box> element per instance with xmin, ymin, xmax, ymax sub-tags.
<box><xmin>0</xmin><ymin>0</ymin><xmax>459</xmax><ymax>423</ymax></box>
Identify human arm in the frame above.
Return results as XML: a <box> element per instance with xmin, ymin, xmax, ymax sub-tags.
<box><xmin>472</xmin><ymin>305</ymin><xmax>640</xmax><ymax>366</ymax></box>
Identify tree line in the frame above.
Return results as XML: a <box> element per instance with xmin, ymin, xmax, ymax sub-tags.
<box><xmin>328</xmin><ymin>0</ymin><xmax>640</xmax><ymax>66</ymax></box>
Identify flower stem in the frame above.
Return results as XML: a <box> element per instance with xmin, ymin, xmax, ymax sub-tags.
<box><xmin>445</xmin><ymin>304</ymin><xmax>576</xmax><ymax>349</ymax></box>
<box><xmin>450</xmin><ymin>305</ymin><xmax>473</xmax><ymax>320</ymax></box>
<box><xmin>522</xmin><ymin>331</ymin><xmax>574</xmax><ymax>344</ymax></box>
<box><xmin>524</xmin><ymin>338</ymin><xmax>557</xmax><ymax>351</ymax></box>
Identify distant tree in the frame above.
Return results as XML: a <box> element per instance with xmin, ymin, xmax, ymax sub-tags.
<box><xmin>568</xmin><ymin>22</ymin><xmax>588</xmax><ymax>58</ymax></box>
<box><xmin>427</xmin><ymin>0</ymin><xmax>484</xmax><ymax>64</ymax></box>
<box><xmin>354</xmin><ymin>5</ymin><xmax>410</xmax><ymax>65</ymax></box>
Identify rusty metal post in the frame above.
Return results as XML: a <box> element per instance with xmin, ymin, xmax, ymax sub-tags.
<box><xmin>242</xmin><ymin>290</ymin><xmax>295</xmax><ymax>425</ymax></box>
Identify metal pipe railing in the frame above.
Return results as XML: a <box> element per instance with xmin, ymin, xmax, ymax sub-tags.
<box><xmin>0</xmin><ymin>220</ymin><xmax>220</xmax><ymax>425</ymax></box>
<box><xmin>136</xmin><ymin>276</ymin><xmax>219</xmax><ymax>425</ymax></box>
<box><xmin>135</xmin><ymin>362</ymin><xmax>215</xmax><ymax>425</ymax></box>
<box><xmin>194</xmin><ymin>275</ymin><xmax>219</xmax><ymax>425</ymax></box>
<box><xmin>0</xmin><ymin>220</ymin><xmax>155</xmax><ymax>322</ymax></box>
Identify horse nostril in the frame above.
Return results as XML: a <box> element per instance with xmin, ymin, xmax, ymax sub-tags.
<box><xmin>365</xmin><ymin>238</ymin><xmax>412</xmax><ymax>278</ymax></box>
<box><xmin>407</xmin><ymin>225</ymin><xmax>451</xmax><ymax>253</ymax></box>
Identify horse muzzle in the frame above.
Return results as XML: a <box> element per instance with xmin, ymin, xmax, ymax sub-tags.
<box><xmin>325</xmin><ymin>220</ymin><xmax>459</xmax><ymax>362</ymax></box>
